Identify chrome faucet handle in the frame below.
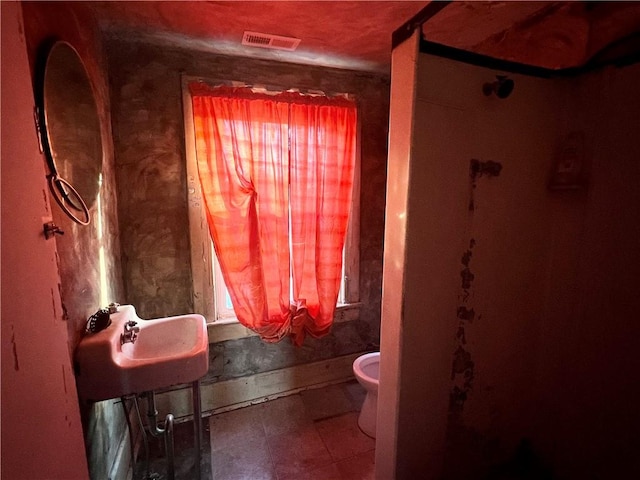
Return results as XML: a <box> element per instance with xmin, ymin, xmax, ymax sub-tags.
<box><xmin>121</xmin><ymin>320</ymin><xmax>139</xmax><ymax>345</ymax></box>
<box><xmin>125</xmin><ymin>320</ymin><xmax>140</xmax><ymax>333</ymax></box>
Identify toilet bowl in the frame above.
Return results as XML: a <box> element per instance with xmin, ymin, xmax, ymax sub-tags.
<box><xmin>353</xmin><ymin>351</ymin><xmax>380</xmax><ymax>438</ymax></box>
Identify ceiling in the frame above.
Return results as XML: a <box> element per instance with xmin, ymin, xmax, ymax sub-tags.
<box><xmin>423</xmin><ymin>1</ymin><xmax>640</xmax><ymax>70</ymax></box>
<box><xmin>88</xmin><ymin>1</ymin><xmax>640</xmax><ymax>73</ymax></box>
<box><xmin>91</xmin><ymin>1</ymin><xmax>429</xmax><ymax>72</ymax></box>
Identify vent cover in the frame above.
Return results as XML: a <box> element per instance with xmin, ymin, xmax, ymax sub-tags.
<box><xmin>242</xmin><ymin>31</ymin><xmax>301</xmax><ymax>51</ymax></box>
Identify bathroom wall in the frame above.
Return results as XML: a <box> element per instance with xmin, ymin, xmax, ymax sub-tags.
<box><xmin>106</xmin><ymin>39</ymin><xmax>388</xmax><ymax>380</ymax></box>
<box><xmin>1</xmin><ymin>2</ymin><xmax>87</xmax><ymax>478</ymax></box>
<box><xmin>527</xmin><ymin>63</ymin><xmax>640</xmax><ymax>479</ymax></box>
<box><xmin>382</xmin><ymin>48</ymin><xmax>640</xmax><ymax>479</ymax></box>
<box><xmin>20</xmin><ymin>2</ymin><xmax>127</xmax><ymax>479</ymax></box>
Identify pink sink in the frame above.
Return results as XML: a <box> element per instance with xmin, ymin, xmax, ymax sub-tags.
<box><xmin>74</xmin><ymin>305</ymin><xmax>209</xmax><ymax>401</ymax></box>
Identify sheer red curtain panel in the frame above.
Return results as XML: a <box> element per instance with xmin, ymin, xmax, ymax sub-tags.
<box><xmin>190</xmin><ymin>83</ymin><xmax>356</xmax><ymax>345</ymax></box>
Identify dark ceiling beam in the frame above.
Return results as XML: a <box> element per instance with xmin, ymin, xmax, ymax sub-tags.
<box><xmin>419</xmin><ymin>36</ymin><xmax>639</xmax><ymax>79</ymax></box>
<box><xmin>392</xmin><ymin>1</ymin><xmax>452</xmax><ymax>49</ymax></box>
<box><xmin>586</xmin><ymin>32</ymin><xmax>640</xmax><ymax>68</ymax></box>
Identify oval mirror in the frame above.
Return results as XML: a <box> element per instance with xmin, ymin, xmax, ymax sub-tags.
<box><xmin>39</xmin><ymin>41</ymin><xmax>103</xmax><ymax>225</ymax></box>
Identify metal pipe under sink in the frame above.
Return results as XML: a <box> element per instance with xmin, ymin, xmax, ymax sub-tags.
<box><xmin>192</xmin><ymin>379</ymin><xmax>202</xmax><ymax>480</ymax></box>
<box><xmin>144</xmin><ymin>381</ymin><xmax>203</xmax><ymax>480</ymax></box>
<box><xmin>145</xmin><ymin>391</ymin><xmax>175</xmax><ymax>480</ymax></box>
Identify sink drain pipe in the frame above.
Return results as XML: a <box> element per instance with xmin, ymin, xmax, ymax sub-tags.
<box><xmin>145</xmin><ymin>391</ymin><xmax>175</xmax><ymax>480</ymax></box>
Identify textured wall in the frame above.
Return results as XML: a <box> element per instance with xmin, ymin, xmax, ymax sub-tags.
<box><xmin>21</xmin><ymin>3</ymin><xmax>126</xmax><ymax>480</ymax></box>
<box><xmin>106</xmin><ymin>39</ymin><xmax>389</xmax><ymax>373</ymax></box>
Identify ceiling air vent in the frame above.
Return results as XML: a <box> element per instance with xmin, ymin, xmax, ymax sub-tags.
<box><xmin>242</xmin><ymin>31</ymin><xmax>301</xmax><ymax>51</ymax></box>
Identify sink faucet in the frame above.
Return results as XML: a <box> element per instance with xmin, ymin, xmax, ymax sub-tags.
<box><xmin>121</xmin><ymin>320</ymin><xmax>140</xmax><ymax>345</ymax></box>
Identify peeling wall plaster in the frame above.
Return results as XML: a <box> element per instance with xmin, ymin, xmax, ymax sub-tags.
<box><xmin>10</xmin><ymin>327</ymin><xmax>20</xmax><ymax>371</ymax></box>
<box><xmin>451</xmin><ymin>161</ymin><xmax>502</xmax><ymax>417</ymax></box>
<box><xmin>450</xmin><ymin>238</ymin><xmax>477</xmax><ymax>416</ymax></box>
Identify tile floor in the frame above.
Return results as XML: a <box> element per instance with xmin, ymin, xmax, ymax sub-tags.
<box><xmin>137</xmin><ymin>380</ymin><xmax>374</xmax><ymax>480</ymax></box>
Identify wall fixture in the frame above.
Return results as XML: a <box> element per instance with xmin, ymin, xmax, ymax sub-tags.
<box><xmin>43</xmin><ymin>221</ymin><xmax>64</xmax><ymax>239</ymax></box>
<box><xmin>35</xmin><ymin>40</ymin><xmax>103</xmax><ymax>225</ymax></box>
<box><xmin>548</xmin><ymin>132</ymin><xmax>588</xmax><ymax>190</ymax></box>
<box><xmin>483</xmin><ymin>75</ymin><xmax>515</xmax><ymax>99</ymax></box>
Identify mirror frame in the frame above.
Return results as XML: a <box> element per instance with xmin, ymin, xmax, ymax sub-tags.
<box><xmin>35</xmin><ymin>39</ymin><xmax>103</xmax><ymax>226</ymax></box>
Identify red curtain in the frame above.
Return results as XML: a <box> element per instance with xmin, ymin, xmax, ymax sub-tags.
<box><xmin>190</xmin><ymin>84</ymin><xmax>356</xmax><ymax>345</ymax></box>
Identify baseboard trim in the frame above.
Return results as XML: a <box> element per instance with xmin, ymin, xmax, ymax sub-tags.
<box><xmin>153</xmin><ymin>352</ymin><xmax>363</xmax><ymax>420</ymax></box>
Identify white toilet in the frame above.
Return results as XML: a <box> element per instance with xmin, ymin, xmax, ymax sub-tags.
<box><xmin>353</xmin><ymin>351</ymin><xmax>380</xmax><ymax>438</ymax></box>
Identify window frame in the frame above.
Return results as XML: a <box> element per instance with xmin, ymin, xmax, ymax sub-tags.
<box><xmin>182</xmin><ymin>75</ymin><xmax>360</xmax><ymax>341</ymax></box>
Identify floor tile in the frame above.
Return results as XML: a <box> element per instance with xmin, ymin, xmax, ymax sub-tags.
<box><xmin>335</xmin><ymin>449</ymin><xmax>376</xmax><ymax>480</ymax></box>
<box><xmin>209</xmin><ymin>405</ymin><xmax>265</xmax><ymax>452</ymax></box>
<box><xmin>315</xmin><ymin>412</ymin><xmax>375</xmax><ymax>461</ymax></box>
<box><xmin>342</xmin><ymin>380</ymin><xmax>366</xmax><ymax>411</ymax></box>
<box><xmin>259</xmin><ymin>394</ymin><xmax>314</xmax><ymax>437</ymax></box>
<box><xmin>278</xmin><ymin>461</ymin><xmax>343</xmax><ymax>480</ymax></box>
<box><xmin>300</xmin><ymin>383</ymin><xmax>357</xmax><ymax>421</ymax></box>
<box><xmin>211</xmin><ymin>436</ymin><xmax>277</xmax><ymax>480</ymax></box>
<box><xmin>267</xmin><ymin>425</ymin><xmax>333</xmax><ymax>479</ymax></box>
<box><xmin>192</xmin><ymin>381</ymin><xmax>377</xmax><ymax>479</ymax></box>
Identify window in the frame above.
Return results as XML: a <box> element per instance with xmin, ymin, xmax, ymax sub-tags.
<box><xmin>182</xmin><ymin>77</ymin><xmax>360</xmax><ymax>342</ymax></box>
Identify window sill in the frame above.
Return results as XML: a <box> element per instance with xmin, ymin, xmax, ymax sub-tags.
<box><xmin>206</xmin><ymin>302</ymin><xmax>362</xmax><ymax>343</ymax></box>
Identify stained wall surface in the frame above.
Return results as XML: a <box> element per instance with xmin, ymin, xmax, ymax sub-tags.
<box><xmin>20</xmin><ymin>2</ymin><xmax>127</xmax><ymax>479</ymax></box>
<box><xmin>106</xmin><ymin>39</ymin><xmax>389</xmax><ymax>376</ymax></box>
